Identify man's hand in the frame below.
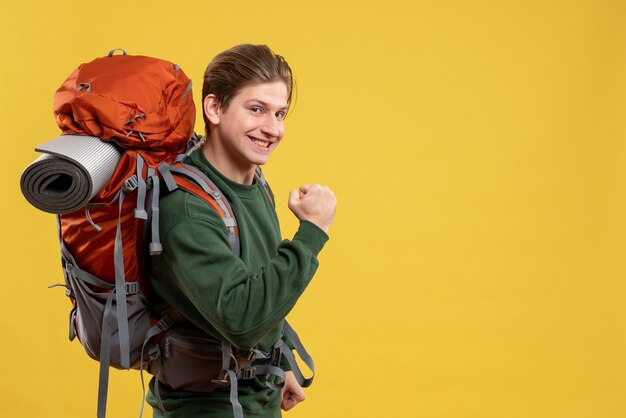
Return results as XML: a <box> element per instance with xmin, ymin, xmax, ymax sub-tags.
<box><xmin>288</xmin><ymin>184</ymin><xmax>337</xmax><ymax>234</ymax></box>
<box><xmin>281</xmin><ymin>371</ymin><xmax>306</xmax><ymax>411</ymax></box>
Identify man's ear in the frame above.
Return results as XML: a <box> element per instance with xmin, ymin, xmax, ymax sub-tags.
<box><xmin>203</xmin><ymin>94</ymin><xmax>221</xmax><ymax>125</ymax></box>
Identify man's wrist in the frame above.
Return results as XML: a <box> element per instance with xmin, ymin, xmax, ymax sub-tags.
<box><xmin>293</xmin><ymin>220</ymin><xmax>329</xmax><ymax>256</ymax></box>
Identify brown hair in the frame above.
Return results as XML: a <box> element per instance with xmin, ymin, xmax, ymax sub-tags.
<box><xmin>202</xmin><ymin>44</ymin><xmax>295</xmax><ymax>135</ymax></box>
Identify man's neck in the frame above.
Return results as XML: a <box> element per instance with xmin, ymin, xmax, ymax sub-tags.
<box><xmin>202</xmin><ymin>140</ymin><xmax>256</xmax><ymax>185</ymax></box>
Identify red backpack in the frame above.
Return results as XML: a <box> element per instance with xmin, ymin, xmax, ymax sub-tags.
<box><xmin>48</xmin><ymin>49</ymin><xmax>198</xmax><ymax>417</ymax></box>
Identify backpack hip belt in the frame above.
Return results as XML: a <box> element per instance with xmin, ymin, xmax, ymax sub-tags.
<box><xmin>148</xmin><ymin>327</ymin><xmax>285</xmax><ymax>395</ymax></box>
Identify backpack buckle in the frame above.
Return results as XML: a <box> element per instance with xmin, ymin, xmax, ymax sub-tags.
<box><xmin>148</xmin><ymin>345</ymin><xmax>161</xmax><ymax>360</ymax></box>
<box><xmin>157</xmin><ymin>315</ymin><xmax>174</xmax><ymax>331</ymax></box>
<box><xmin>125</xmin><ymin>281</ymin><xmax>139</xmax><ymax>295</ymax></box>
<box><xmin>245</xmin><ymin>350</ymin><xmax>257</xmax><ymax>361</ymax></box>
<box><xmin>241</xmin><ymin>367</ymin><xmax>256</xmax><ymax>380</ymax></box>
<box><xmin>269</xmin><ymin>345</ymin><xmax>282</xmax><ymax>366</ymax></box>
<box><xmin>211</xmin><ymin>370</ymin><xmax>229</xmax><ymax>385</ymax></box>
<box><xmin>122</xmin><ymin>175</ymin><xmax>139</xmax><ymax>193</ymax></box>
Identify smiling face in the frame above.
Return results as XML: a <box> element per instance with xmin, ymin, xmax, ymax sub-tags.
<box><xmin>203</xmin><ymin>81</ymin><xmax>289</xmax><ymax>184</ymax></box>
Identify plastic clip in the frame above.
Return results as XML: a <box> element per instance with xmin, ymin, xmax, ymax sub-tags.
<box><xmin>125</xmin><ymin>281</ymin><xmax>139</xmax><ymax>294</ymax></box>
<box><xmin>148</xmin><ymin>345</ymin><xmax>161</xmax><ymax>361</ymax></box>
<box><xmin>269</xmin><ymin>346</ymin><xmax>282</xmax><ymax>366</ymax></box>
<box><xmin>123</xmin><ymin>175</ymin><xmax>139</xmax><ymax>193</ymax></box>
<box><xmin>245</xmin><ymin>350</ymin><xmax>257</xmax><ymax>361</ymax></box>
<box><xmin>211</xmin><ymin>370</ymin><xmax>230</xmax><ymax>385</ymax></box>
<box><xmin>158</xmin><ymin>315</ymin><xmax>174</xmax><ymax>331</ymax></box>
<box><xmin>241</xmin><ymin>368</ymin><xmax>256</xmax><ymax>380</ymax></box>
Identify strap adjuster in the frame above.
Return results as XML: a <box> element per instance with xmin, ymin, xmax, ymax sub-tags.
<box><xmin>269</xmin><ymin>346</ymin><xmax>282</xmax><ymax>366</ymax></box>
<box><xmin>148</xmin><ymin>345</ymin><xmax>161</xmax><ymax>360</ymax></box>
<box><xmin>241</xmin><ymin>367</ymin><xmax>256</xmax><ymax>380</ymax></box>
<box><xmin>211</xmin><ymin>370</ymin><xmax>229</xmax><ymax>384</ymax></box>
<box><xmin>125</xmin><ymin>282</ymin><xmax>139</xmax><ymax>294</ymax></box>
<box><xmin>157</xmin><ymin>315</ymin><xmax>174</xmax><ymax>331</ymax></box>
<box><xmin>123</xmin><ymin>175</ymin><xmax>139</xmax><ymax>193</ymax></box>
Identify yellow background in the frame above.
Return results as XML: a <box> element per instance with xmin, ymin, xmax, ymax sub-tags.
<box><xmin>2</xmin><ymin>0</ymin><xmax>625</xmax><ymax>417</ymax></box>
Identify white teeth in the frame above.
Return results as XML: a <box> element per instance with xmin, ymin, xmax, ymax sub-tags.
<box><xmin>251</xmin><ymin>138</ymin><xmax>270</xmax><ymax>148</ymax></box>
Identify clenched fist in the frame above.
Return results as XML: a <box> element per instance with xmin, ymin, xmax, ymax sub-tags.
<box><xmin>288</xmin><ymin>184</ymin><xmax>337</xmax><ymax>234</ymax></box>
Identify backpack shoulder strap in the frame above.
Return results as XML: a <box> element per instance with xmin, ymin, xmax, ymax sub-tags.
<box><xmin>254</xmin><ymin>166</ymin><xmax>273</xmax><ymax>206</ymax></box>
<box><xmin>158</xmin><ymin>161</ymin><xmax>240</xmax><ymax>256</ymax></box>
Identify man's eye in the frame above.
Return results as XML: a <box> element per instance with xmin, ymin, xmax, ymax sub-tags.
<box><xmin>250</xmin><ymin>107</ymin><xmax>262</xmax><ymax>114</ymax></box>
<box><xmin>276</xmin><ymin>111</ymin><xmax>286</xmax><ymax>121</ymax></box>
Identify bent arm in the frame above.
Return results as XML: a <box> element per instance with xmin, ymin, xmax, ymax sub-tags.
<box><xmin>152</xmin><ymin>209</ymin><xmax>327</xmax><ymax>349</ymax></box>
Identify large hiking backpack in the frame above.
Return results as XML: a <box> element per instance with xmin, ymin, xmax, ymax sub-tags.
<box><xmin>22</xmin><ymin>49</ymin><xmax>314</xmax><ymax>418</ymax></box>
<box><xmin>49</xmin><ymin>49</ymin><xmax>196</xmax><ymax>417</ymax></box>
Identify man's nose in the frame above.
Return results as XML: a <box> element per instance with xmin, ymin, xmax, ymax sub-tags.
<box><xmin>260</xmin><ymin>114</ymin><xmax>281</xmax><ymax>137</ymax></box>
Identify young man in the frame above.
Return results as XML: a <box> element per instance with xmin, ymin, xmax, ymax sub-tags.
<box><xmin>147</xmin><ymin>44</ymin><xmax>336</xmax><ymax>417</ymax></box>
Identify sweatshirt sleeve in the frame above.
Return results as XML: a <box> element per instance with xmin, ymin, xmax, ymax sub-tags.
<box><xmin>151</xmin><ymin>194</ymin><xmax>328</xmax><ymax>350</ymax></box>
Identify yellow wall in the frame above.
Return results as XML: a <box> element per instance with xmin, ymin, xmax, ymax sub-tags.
<box><xmin>2</xmin><ymin>1</ymin><xmax>626</xmax><ymax>417</ymax></box>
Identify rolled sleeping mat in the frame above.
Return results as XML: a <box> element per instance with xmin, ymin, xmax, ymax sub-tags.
<box><xmin>20</xmin><ymin>135</ymin><xmax>122</xmax><ymax>214</ymax></box>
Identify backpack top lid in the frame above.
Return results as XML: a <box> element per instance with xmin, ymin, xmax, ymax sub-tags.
<box><xmin>53</xmin><ymin>50</ymin><xmax>195</xmax><ymax>166</ymax></box>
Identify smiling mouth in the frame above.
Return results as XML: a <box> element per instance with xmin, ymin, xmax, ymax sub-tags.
<box><xmin>249</xmin><ymin>137</ymin><xmax>271</xmax><ymax>148</ymax></box>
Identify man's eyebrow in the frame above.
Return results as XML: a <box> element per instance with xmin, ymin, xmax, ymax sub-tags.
<box><xmin>244</xmin><ymin>98</ymin><xmax>288</xmax><ymax>111</ymax></box>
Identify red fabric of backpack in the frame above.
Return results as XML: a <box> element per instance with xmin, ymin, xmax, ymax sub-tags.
<box><xmin>55</xmin><ymin>49</ymin><xmax>195</xmax><ymax>286</ymax></box>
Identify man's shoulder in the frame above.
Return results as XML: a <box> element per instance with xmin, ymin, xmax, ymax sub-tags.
<box><xmin>160</xmin><ymin>188</ymin><xmax>226</xmax><ymax>232</ymax></box>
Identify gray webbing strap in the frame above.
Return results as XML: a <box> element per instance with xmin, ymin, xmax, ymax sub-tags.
<box><xmin>227</xmin><ymin>370</ymin><xmax>244</xmax><ymax>418</ymax></box>
<box><xmin>248</xmin><ymin>348</ymin><xmax>270</xmax><ymax>360</ymax></box>
<box><xmin>146</xmin><ymin>314</ymin><xmax>186</xmax><ymax>414</ymax></box>
<box><xmin>97</xmin><ymin>291</ymin><xmax>116</xmax><ymax>418</ymax></box>
<box><xmin>138</xmin><ymin>316</ymin><xmax>175</xmax><ymax>417</ymax></box>
<box><xmin>113</xmin><ymin>190</ymin><xmax>131</xmax><ymax>369</ymax></box>
<box><xmin>282</xmin><ymin>346</ymin><xmax>312</xmax><ymax>389</ymax></box>
<box><xmin>174</xmin><ymin>132</ymin><xmax>203</xmax><ymax>162</ymax></box>
<box><xmin>59</xmin><ymin>234</ymin><xmax>80</xmax><ymax>269</ymax></box>
<box><xmin>65</xmin><ymin>264</ymin><xmax>114</xmax><ymax>290</ymax></box>
<box><xmin>216</xmin><ymin>342</ymin><xmax>243</xmax><ymax>418</ymax></box>
<box><xmin>68</xmin><ymin>305</ymin><xmax>76</xmax><ymax>341</ymax></box>
<box><xmin>182</xmin><ymin>80</ymin><xmax>193</xmax><ymax>99</ymax></box>
<box><xmin>153</xmin><ymin>358</ymin><xmax>166</xmax><ymax>412</ymax></box>
<box><xmin>220</xmin><ymin>340</ymin><xmax>232</xmax><ymax>378</ymax></box>
<box><xmin>254</xmin><ymin>166</ymin><xmax>272</xmax><ymax>203</ymax></box>
<box><xmin>156</xmin><ymin>163</ymin><xmax>178</xmax><ymax>192</ymax></box>
<box><xmin>85</xmin><ymin>207</ymin><xmax>103</xmax><ymax>231</ymax></box>
<box><xmin>57</xmin><ymin>218</ymin><xmax>100</xmax><ymax>342</ymax></box>
<box><xmin>166</xmin><ymin>164</ymin><xmax>219</xmax><ymax>197</ymax></box>
<box><xmin>253</xmin><ymin>365</ymin><xmax>285</xmax><ymax>391</ymax></box>
<box><xmin>139</xmin><ymin>314</ymin><xmax>176</xmax><ymax>376</ymax></box>
<box><xmin>135</xmin><ymin>154</ymin><xmax>148</xmax><ymax>220</ymax></box>
<box><xmin>141</xmin><ymin>310</ymin><xmax>187</xmax><ymax>415</ymax></box>
<box><xmin>227</xmin><ymin>228</ymin><xmax>240</xmax><ymax>258</ymax></box>
<box><xmin>148</xmin><ymin>167</ymin><xmax>163</xmax><ymax>255</ymax></box>
<box><xmin>173</xmin><ymin>153</ymin><xmax>188</xmax><ymax>164</ymax></box>
<box><xmin>282</xmin><ymin>321</ymin><xmax>315</xmax><ymax>387</ymax></box>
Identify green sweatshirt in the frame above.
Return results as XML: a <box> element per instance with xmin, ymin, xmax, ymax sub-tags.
<box><xmin>147</xmin><ymin>149</ymin><xmax>328</xmax><ymax>417</ymax></box>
